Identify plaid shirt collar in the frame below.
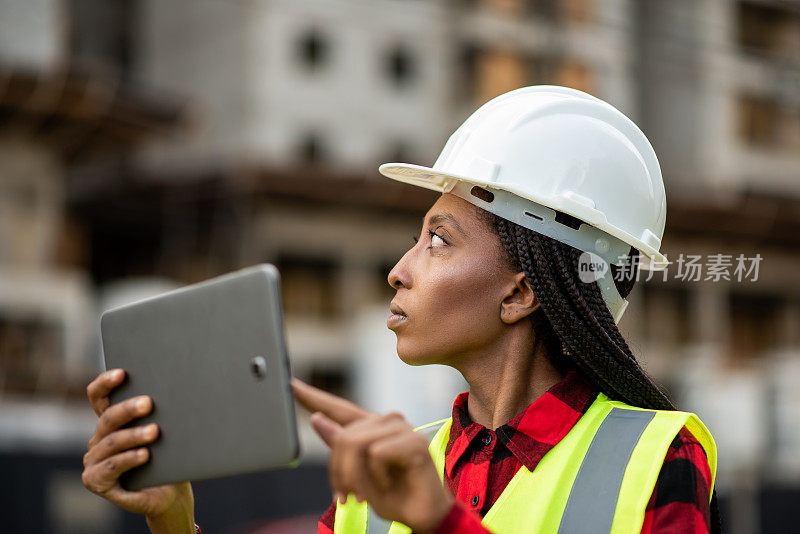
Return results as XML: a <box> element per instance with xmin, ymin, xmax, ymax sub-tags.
<box><xmin>444</xmin><ymin>370</ymin><xmax>598</xmax><ymax>478</ymax></box>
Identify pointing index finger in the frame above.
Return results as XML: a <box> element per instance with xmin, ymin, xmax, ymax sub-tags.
<box><xmin>291</xmin><ymin>377</ymin><xmax>373</xmax><ymax>425</ymax></box>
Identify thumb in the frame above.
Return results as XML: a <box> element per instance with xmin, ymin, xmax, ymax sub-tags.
<box><xmin>310</xmin><ymin>411</ymin><xmax>342</xmax><ymax>447</ymax></box>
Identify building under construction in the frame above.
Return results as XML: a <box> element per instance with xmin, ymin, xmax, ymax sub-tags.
<box><xmin>1</xmin><ymin>1</ymin><xmax>799</xmax><ymax>532</ymax></box>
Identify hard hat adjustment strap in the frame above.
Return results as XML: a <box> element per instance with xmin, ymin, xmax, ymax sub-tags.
<box><xmin>447</xmin><ymin>180</ymin><xmax>630</xmax><ymax>324</ymax></box>
<box><xmin>594</xmin><ymin>262</ymin><xmax>629</xmax><ymax>324</ymax></box>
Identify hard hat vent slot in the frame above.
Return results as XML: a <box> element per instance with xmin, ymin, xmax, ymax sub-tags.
<box><xmin>554</xmin><ymin>210</ymin><xmax>583</xmax><ymax>230</ymax></box>
<box><xmin>470</xmin><ymin>186</ymin><xmax>494</xmax><ymax>203</ymax></box>
<box><xmin>524</xmin><ymin>211</ymin><xmax>543</xmax><ymax>222</ymax></box>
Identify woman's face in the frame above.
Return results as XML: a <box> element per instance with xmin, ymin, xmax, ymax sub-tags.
<box><xmin>387</xmin><ymin>192</ymin><xmax>519</xmax><ymax>366</ymax></box>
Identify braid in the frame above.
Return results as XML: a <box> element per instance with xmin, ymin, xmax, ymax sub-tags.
<box><xmin>494</xmin><ymin>215</ymin><xmax>673</xmax><ymax>409</ymax></box>
<box><xmin>489</xmin><ymin>212</ymin><xmax>721</xmax><ymax>534</ymax></box>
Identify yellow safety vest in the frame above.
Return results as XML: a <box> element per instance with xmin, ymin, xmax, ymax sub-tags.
<box><xmin>333</xmin><ymin>393</ymin><xmax>716</xmax><ymax>534</ymax></box>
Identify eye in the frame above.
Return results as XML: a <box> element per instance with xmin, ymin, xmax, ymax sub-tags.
<box><xmin>412</xmin><ymin>235</ymin><xmax>419</xmax><ymax>244</ymax></box>
<box><xmin>428</xmin><ymin>229</ymin><xmax>446</xmax><ymax>246</ymax></box>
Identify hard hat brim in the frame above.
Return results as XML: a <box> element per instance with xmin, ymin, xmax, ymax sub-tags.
<box><xmin>378</xmin><ymin>162</ymin><xmax>456</xmax><ymax>193</ymax></box>
<box><xmin>378</xmin><ymin>162</ymin><xmax>670</xmax><ymax>272</ymax></box>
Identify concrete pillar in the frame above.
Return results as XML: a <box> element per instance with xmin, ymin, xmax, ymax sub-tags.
<box><xmin>689</xmin><ymin>281</ymin><xmax>729</xmax><ymax>347</ymax></box>
<box><xmin>336</xmin><ymin>257</ymin><xmax>382</xmax><ymax>319</ymax></box>
<box><xmin>776</xmin><ymin>299</ymin><xmax>800</xmax><ymax>348</ymax></box>
<box><xmin>645</xmin><ymin>286</ymin><xmax>679</xmax><ymax>346</ymax></box>
<box><xmin>0</xmin><ymin>135</ymin><xmax>63</xmax><ymax>270</ymax></box>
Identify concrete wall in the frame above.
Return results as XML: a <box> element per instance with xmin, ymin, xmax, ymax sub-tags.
<box><xmin>134</xmin><ymin>0</ymin><xmax>452</xmax><ymax>173</ymax></box>
<box><xmin>639</xmin><ymin>0</ymin><xmax>800</xmax><ymax>198</ymax></box>
<box><xmin>0</xmin><ymin>0</ymin><xmax>66</xmax><ymax>70</ymax></box>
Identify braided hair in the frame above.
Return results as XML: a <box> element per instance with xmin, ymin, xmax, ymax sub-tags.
<box><xmin>479</xmin><ymin>208</ymin><xmax>721</xmax><ymax>533</ymax></box>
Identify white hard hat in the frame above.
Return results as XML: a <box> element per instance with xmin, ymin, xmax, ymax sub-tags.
<box><xmin>379</xmin><ymin>85</ymin><xmax>668</xmax><ymax>324</ymax></box>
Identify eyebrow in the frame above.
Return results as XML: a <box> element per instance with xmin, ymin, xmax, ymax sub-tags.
<box><xmin>423</xmin><ymin>212</ymin><xmax>468</xmax><ymax>237</ymax></box>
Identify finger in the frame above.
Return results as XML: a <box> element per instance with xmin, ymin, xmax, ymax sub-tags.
<box><xmin>81</xmin><ymin>447</ymin><xmax>150</xmax><ymax>494</ymax></box>
<box><xmin>367</xmin><ymin>431</ymin><xmax>432</xmax><ymax>475</ymax></box>
<box><xmin>337</xmin><ymin>415</ymin><xmax>407</xmax><ymax>495</ymax></box>
<box><xmin>86</xmin><ymin>369</ymin><xmax>126</xmax><ymax>417</ymax></box>
<box><xmin>291</xmin><ymin>378</ymin><xmax>374</xmax><ymax>425</ymax></box>
<box><xmin>84</xmin><ymin>423</ymin><xmax>159</xmax><ymax>467</ymax></box>
<box><xmin>89</xmin><ymin>395</ymin><xmax>152</xmax><ymax>449</ymax></box>
<box><xmin>310</xmin><ymin>412</ymin><xmax>343</xmax><ymax>447</ymax></box>
<box><xmin>365</xmin><ymin>430</ymin><xmax>411</xmax><ymax>490</ymax></box>
<box><xmin>330</xmin><ymin>414</ymin><xmax>409</xmax><ymax>499</ymax></box>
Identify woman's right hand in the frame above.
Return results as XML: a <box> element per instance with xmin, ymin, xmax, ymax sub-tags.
<box><xmin>82</xmin><ymin>369</ymin><xmax>196</xmax><ymax>532</ymax></box>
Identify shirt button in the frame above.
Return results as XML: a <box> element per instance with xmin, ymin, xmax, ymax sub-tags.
<box><xmin>482</xmin><ymin>434</ymin><xmax>492</xmax><ymax>446</ymax></box>
<box><xmin>471</xmin><ymin>495</ymin><xmax>480</xmax><ymax>507</ymax></box>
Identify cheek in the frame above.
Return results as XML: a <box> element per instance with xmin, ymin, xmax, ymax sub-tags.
<box><xmin>430</xmin><ymin>271</ymin><xmax>495</xmax><ymax>320</ymax></box>
<box><xmin>411</xmin><ymin>257</ymin><xmax>503</xmax><ymax>347</ymax></box>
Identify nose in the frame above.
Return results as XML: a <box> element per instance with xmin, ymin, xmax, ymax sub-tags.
<box><xmin>387</xmin><ymin>248</ymin><xmax>413</xmax><ymax>290</ymax></box>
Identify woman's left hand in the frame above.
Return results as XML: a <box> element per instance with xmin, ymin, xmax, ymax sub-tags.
<box><xmin>291</xmin><ymin>378</ymin><xmax>454</xmax><ymax>534</ymax></box>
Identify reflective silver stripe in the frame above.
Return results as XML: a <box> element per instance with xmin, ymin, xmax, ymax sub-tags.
<box><xmin>557</xmin><ymin>408</ymin><xmax>655</xmax><ymax>534</ymax></box>
<box><xmin>366</xmin><ymin>504</ymin><xmax>391</xmax><ymax>534</ymax></box>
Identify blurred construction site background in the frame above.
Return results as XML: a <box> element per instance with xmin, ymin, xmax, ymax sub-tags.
<box><xmin>1</xmin><ymin>0</ymin><xmax>799</xmax><ymax>532</ymax></box>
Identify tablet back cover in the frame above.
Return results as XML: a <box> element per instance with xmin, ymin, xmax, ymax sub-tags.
<box><xmin>100</xmin><ymin>264</ymin><xmax>300</xmax><ymax>490</ymax></box>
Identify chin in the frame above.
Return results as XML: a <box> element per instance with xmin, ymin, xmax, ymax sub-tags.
<box><xmin>397</xmin><ymin>353</ymin><xmax>429</xmax><ymax>367</ymax></box>
<box><xmin>394</xmin><ymin>338</ymin><xmax>448</xmax><ymax>367</ymax></box>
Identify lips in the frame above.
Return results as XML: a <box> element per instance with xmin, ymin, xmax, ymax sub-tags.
<box><xmin>389</xmin><ymin>302</ymin><xmax>407</xmax><ymax>317</ymax></box>
<box><xmin>387</xmin><ymin>301</ymin><xmax>408</xmax><ymax>330</ymax></box>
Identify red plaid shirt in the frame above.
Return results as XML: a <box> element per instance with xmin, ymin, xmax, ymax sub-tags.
<box><xmin>315</xmin><ymin>370</ymin><xmax>712</xmax><ymax>534</ymax></box>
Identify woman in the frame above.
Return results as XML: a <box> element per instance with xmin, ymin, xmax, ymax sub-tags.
<box><xmin>82</xmin><ymin>86</ymin><xmax>718</xmax><ymax>533</ymax></box>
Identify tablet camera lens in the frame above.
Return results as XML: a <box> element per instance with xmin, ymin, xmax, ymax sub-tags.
<box><xmin>250</xmin><ymin>356</ymin><xmax>268</xmax><ymax>379</ymax></box>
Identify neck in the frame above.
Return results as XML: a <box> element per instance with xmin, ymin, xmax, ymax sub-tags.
<box><xmin>453</xmin><ymin>322</ymin><xmax>565</xmax><ymax>430</ymax></box>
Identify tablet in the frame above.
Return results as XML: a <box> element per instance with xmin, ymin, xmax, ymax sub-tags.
<box><xmin>100</xmin><ymin>264</ymin><xmax>300</xmax><ymax>491</ymax></box>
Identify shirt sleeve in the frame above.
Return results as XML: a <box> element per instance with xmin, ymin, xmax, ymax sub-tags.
<box><xmin>317</xmin><ymin>498</ymin><xmax>337</xmax><ymax>534</ymax></box>
<box><xmin>317</xmin><ymin>497</ymin><xmax>491</xmax><ymax>534</ymax></box>
<box><xmin>433</xmin><ymin>498</ymin><xmax>493</xmax><ymax>534</ymax></box>
<box><xmin>640</xmin><ymin>425</ymin><xmax>712</xmax><ymax>534</ymax></box>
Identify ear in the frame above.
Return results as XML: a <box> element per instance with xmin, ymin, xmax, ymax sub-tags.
<box><xmin>500</xmin><ymin>272</ymin><xmax>540</xmax><ymax>325</ymax></box>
